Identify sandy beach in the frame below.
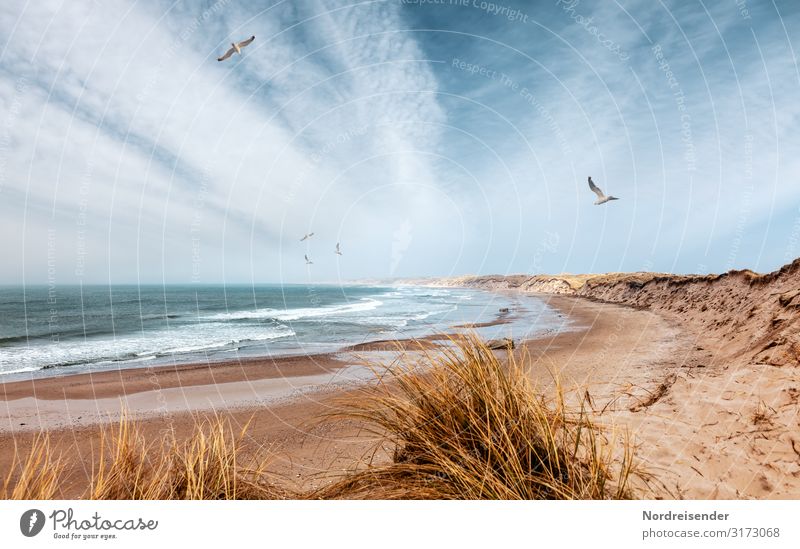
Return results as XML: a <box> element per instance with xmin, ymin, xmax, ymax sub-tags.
<box><xmin>2</xmin><ymin>260</ymin><xmax>799</xmax><ymax>499</ymax></box>
<box><xmin>0</xmin><ymin>294</ymin><xmax>682</xmax><ymax>497</ymax></box>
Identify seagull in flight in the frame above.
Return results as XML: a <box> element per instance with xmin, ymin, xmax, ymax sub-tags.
<box><xmin>305</xmin><ymin>254</ymin><xmax>313</xmax><ymax>265</ymax></box>
<box><xmin>300</xmin><ymin>232</ymin><xmax>315</xmax><ymax>242</ymax></box>
<box><xmin>335</xmin><ymin>242</ymin><xmax>343</xmax><ymax>256</ymax></box>
<box><xmin>588</xmin><ymin>176</ymin><xmax>619</xmax><ymax>205</ymax></box>
<box><xmin>217</xmin><ymin>36</ymin><xmax>255</xmax><ymax>62</ymax></box>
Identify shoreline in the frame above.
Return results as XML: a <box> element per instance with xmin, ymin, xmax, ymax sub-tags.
<box><xmin>0</xmin><ymin>284</ymin><xmax>536</xmax><ymax>386</ymax></box>
<box><xmin>0</xmin><ymin>293</ymin><xmax>556</xmax><ymax>432</ymax></box>
<box><xmin>3</xmin><ymin>277</ymin><xmax>796</xmax><ymax>498</ymax></box>
<box><xmin>0</xmin><ymin>294</ymin><xmax>685</xmax><ymax>497</ymax></box>
<box><xmin>0</xmin><ymin>286</ymin><xmax>544</xmax><ymax>397</ymax></box>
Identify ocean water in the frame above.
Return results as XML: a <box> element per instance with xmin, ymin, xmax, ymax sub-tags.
<box><xmin>0</xmin><ymin>284</ymin><xmax>561</xmax><ymax>380</ymax></box>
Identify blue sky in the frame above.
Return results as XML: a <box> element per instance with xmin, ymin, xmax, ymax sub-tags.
<box><xmin>0</xmin><ymin>0</ymin><xmax>798</xmax><ymax>284</ymax></box>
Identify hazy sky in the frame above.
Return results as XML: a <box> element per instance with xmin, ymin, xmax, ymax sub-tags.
<box><xmin>1</xmin><ymin>0</ymin><xmax>799</xmax><ymax>284</ymax></box>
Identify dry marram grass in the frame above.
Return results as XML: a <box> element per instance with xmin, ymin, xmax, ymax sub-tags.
<box><xmin>313</xmin><ymin>335</ymin><xmax>642</xmax><ymax>499</ymax></box>
<box><xmin>3</xmin><ymin>337</ymin><xmax>644</xmax><ymax>500</ymax></box>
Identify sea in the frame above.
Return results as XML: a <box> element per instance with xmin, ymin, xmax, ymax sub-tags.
<box><xmin>0</xmin><ymin>284</ymin><xmax>564</xmax><ymax>381</ymax></box>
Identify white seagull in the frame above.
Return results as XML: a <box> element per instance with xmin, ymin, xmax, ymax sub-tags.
<box><xmin>217</xmin><ymin>36</ymin><xmax>255</xmax><ymax>62</ymax></box>
<box><xmin>588</xmin><ymin>176</ymin><xmax>619</xmax><ymax>205</ymax></box>
<box><xmin>335</xmin><ymin>242</ymin><xmax>342</xmax><ymax>256</ymax></box>
<box><xmin>300</xmin><ymin>232</ymin><xmax>315</xmax><ymax>242</ymax></box>
<box><xmin>304</xmin><ymin>254</ymin><xmax>313</xmax><ymax>265</ymax></box>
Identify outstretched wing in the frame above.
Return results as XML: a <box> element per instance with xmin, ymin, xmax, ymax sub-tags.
<box><xmin>237</xmin><ymin>35</ymin><xmax>255</xmax><ymax>49</ymax></box>
<box><xmin>588</xmin><ymin>177</ymin><xmax>605</xmax><ymax>199</ymax></box>
<box><xmin>304</xmin><ymin>254</ymin><xmax>310</xmax><ymax>262</ymax></box>
<box><xmin>217</xmin><ymin>47</ymin><xmax>235</xmax><ymax>61</ymax></box>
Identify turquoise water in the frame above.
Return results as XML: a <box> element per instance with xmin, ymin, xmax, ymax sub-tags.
<box><xmin>0</xmin><ymin>284</ymin><xmax>560</xmax><ymax>379</ymax></box>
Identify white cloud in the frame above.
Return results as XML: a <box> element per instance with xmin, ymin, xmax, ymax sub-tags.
<box><xmin>1</xmin><ymin>0</ymin><xmax>798</xmax><ymax>282</ymax></box>
<box><xmin>0</xmin><ymin>0</ymin><xmax>451</xmax><ymax>283</ymax></box>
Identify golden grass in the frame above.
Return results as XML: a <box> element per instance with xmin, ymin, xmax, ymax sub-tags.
<box><xmin>89</xmin><ymin>413</ymin><xmax>284</xmax><ymax>500</ymax></box>
<box><xmin>2</xmin><ymin>337</ymin><xmax>645</xmax><ymax>500</ymax></box>
<box><xmin>3</xmin><ymin>414</ymin><xmax>285</xmax><ymax>500</ymax></box>
<box><xmin>1</xmin><ymin>433</ymin><xmax>63</xmax><ymax>499</ymax></box>
<box><xmin>312</xmin><ymin>335</ymin><xmax>642</xmax><ymax>499</ymax></box>
<box><xmin>89</xmin><ymin>410</ymin><xmax>170</xmax><ymax>499</ymax></box>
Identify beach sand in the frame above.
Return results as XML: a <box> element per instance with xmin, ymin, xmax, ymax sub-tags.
<box><xmin>427</xmin><ymin>259</ymin><xmax>800</xmax><ymax>499</ymax></box>
<box><xmin>1</xmin><ymin>285</ymin><xmax>797</xmax><ymax>499</ymax></box>
<box><xmin>0</xmin><ymin>296</ymin><xmax>682</xmax><ymax>497</ymax></box>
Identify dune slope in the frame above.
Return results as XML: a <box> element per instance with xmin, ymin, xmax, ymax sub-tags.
<box><xmin>420</xmin><ymin>259</ymin><xmax>800</xmax><ymax>498</ymax></box>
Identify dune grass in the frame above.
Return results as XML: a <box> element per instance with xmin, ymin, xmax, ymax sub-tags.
<box><xmin>313</xmin><ymin>335</ymin><xmax>641</xmax><ymax>499</ymax></box>
<box><xmin>1</xmin><ymin>434</ymin><xmax>63</xmax><ymax>499</ymax></box>
<box><xmin>3</xmin><ymin>414</ymin><xmax>284</xmax><ymax>500</ymax></box>
<box><xmin>89</xmin><ymin>413</ymin><xmax>284</xmax><ymax>500</ymax></box>
<box><xmin>2</xmin><ymin>336</ymin><xmax>644</xmax><ymax>500</ymax></box>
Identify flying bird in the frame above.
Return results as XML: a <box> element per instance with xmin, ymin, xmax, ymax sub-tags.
<box><xmin>217</xmin><ymin>35</ymin><xmax>255</xmax><ymax>62</ymax></box>
<box><xmin>335</xmin><ymin>242</ymin><xmax>342</xmax><ymax>256</ymax></box>
<box><xmin>588</xmin><ymin>176</ymin><xmax>619</xmax><ymax>205</ymax></box>
<box><xmin>305</xmin><ymin>254</ymin><xmax>313</xmax><ymax>265</ymax></box>
<box><xmin>300</xmin><ymin>232</ymin><xmax>315</xmax><ymax>242</ymax></box>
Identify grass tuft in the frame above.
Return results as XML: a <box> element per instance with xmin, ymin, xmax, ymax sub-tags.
<box><xmin>1</xmin><ymin>433</ymin><xmax>63</xmax><ymax>499</ymax></box>
<box><xmin>89</xmin><ymin>413</ymin><xmax>284</xmax><ymax>500</ymax></box>
<box><xmin>312</xmin><ymin>335</ymin><xmax>641</xmax><ymax>499</ymax></box>
<box><xmin>751</xmin><ymin>400</ymin><xmax>775</xmax><ymax>427</ymax></box>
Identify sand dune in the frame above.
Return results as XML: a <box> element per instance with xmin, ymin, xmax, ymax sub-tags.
<box><xmin>420</xmin><ymin>259</ymin><xmax>800</xmax><ymax>498</ymax></box>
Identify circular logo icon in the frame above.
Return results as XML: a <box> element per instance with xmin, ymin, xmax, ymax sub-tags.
<box><xmin>20</xmin><ymin>509</ymin><xmax>45</xmax><ymax>537</ymax></box>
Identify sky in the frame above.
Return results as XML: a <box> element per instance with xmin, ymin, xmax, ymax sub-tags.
<box><xmin>0</xmin><ymin>0</ymin><xmax>798</xmax><ymax>284</ymax></box>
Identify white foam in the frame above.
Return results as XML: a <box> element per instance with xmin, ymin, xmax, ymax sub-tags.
<box><xmin>205</xmin><ymin>298</ymin><xmax>383</xmax><ymax>322</ymax></box>
<box><xmin>0</xmin><ymin>365</ymin><xmax>39</xmax><ymax>375</ymax></box>
<box><xmin>0</xmin><ymin>322</ymin><xmax>295</xmax><ymax>375</ymax></box>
